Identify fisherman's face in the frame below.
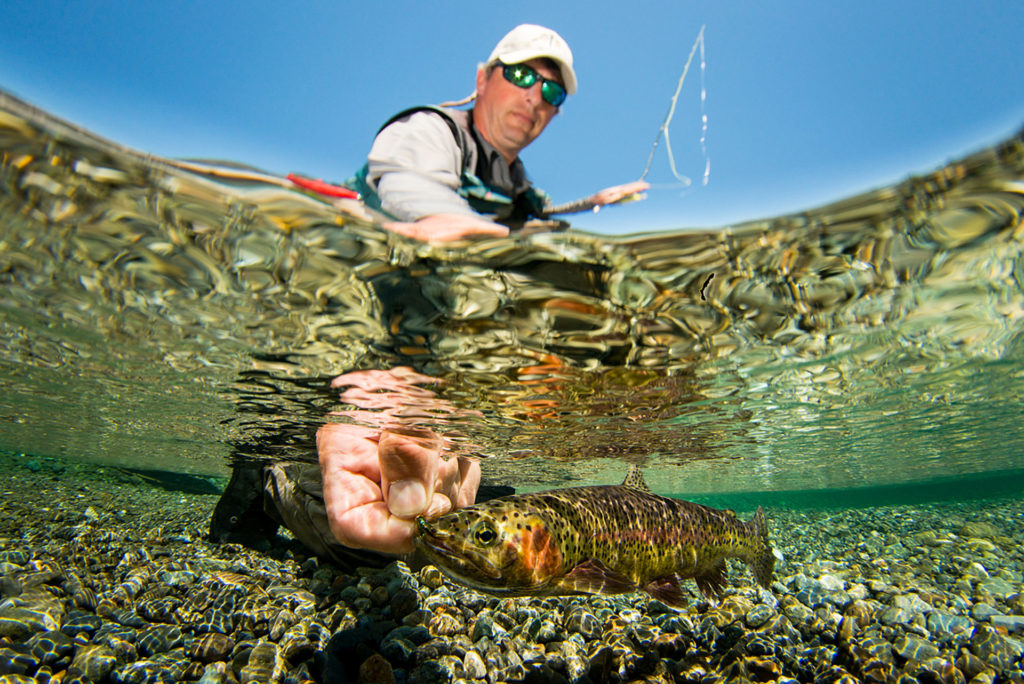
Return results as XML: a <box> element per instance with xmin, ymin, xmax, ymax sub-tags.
<box><xmin>473</xmin><ymin>58</ymin><xmax>561</xmax><ymax>164</ymax></box>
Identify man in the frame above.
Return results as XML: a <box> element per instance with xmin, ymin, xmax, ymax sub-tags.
<box><xmin>315</xmin><ymin>26</ymin><xmax>647</xmax><ymax>557</ymax></box>
<box><xmin>350</xmin><ymin>23</ymin><xmax>648</xmax><ymax>241</ymax></box>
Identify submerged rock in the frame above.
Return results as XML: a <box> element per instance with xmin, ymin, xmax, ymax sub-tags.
<box><xmin>5</xmin><ymin>455</ymin><xmax>1024</xmax><ymax>684</ymax></box>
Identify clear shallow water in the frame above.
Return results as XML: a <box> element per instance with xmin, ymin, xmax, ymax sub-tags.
<box><xmin>1</xmin><ymin>89</ymin><xmax>1022</xmax><ymax>500</ymax></box>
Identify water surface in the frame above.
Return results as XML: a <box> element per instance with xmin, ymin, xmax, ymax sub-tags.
<box><xmin>1</xmin><ymin>90</ymin><xmax>1022</xmax><ymax>501</ymax></box>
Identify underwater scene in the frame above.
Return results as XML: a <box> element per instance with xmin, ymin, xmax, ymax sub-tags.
<box><xmin>1</xmin><ymin>88</ymin><xmax>1024</xmax><ymax>682</ymax></box>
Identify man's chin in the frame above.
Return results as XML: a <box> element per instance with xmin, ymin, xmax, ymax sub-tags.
<box><xmin>503</xmin><ymin>117</ymin><xmax>539</xmax><ymax>140</ymax></box>
<box><xmin>502</xmin><ymin>131</ymin><xmax>538</xmax><ymax>153</ymax></box>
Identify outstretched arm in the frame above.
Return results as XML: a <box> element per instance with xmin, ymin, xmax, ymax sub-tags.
<box><xmin>383</xmin><ymin>213</ymin><xmax>509</xmax><ymax>242</ymax></box>
<box><xmin>590</xmin><ymin>180</ymin><xmax>650</xmax><ymax>207</ymax></box>
<box><xmin>544</xmin><ymin>179</ymin><xmax>650</xmax><ymax>216</ymax></box>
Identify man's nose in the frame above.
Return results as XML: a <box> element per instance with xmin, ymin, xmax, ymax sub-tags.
<box><xmin>521</xmin><ymin>82</ymin><xmax>543</xmax><ymax>107</ymax></box>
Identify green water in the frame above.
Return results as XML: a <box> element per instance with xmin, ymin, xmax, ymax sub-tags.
<box><xmin>1</xmin><ymin>89</ymin><xmax>1023</xmax><ymax>502</ymax></box>
<box><xmin>680</xmin><ymin>468</ymin><xmax>1024</xmax><ymax>512</ymax></box>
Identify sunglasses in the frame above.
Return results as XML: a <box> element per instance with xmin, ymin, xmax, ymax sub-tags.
<box><xmin>500</xmin><ymin>62</ymin><xmax>567</xmax><ymax>107</ymax></box>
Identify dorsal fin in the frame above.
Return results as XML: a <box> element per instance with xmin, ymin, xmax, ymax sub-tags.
<box><xmin>622</xmin><ymin>465</ymin><xmax>652</xmax><ymax>493</ymax></box>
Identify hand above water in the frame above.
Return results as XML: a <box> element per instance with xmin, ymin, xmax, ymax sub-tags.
<box><xmin>317</xmin><ymin>368</ymin><xmax>481</xmax><ymax>554</ymax></box>
<box><xmin>383</xmin><ymin>213</ymin><xmax>509</xmax><ymax>242</ymax></box>
<box><xmin>588</xmin><ymin>180</ymin><xmax>650</xmax><ymax>208</ymax></box>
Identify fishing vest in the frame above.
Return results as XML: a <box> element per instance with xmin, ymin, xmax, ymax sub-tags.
<box><xmin>348</xmin><ymin>105</ymin><xmax>550</xmax><ymax>225</ymax></box>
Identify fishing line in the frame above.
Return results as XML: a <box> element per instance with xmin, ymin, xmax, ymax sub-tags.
<box><xmin>639</xmin><ymin>25</ymin><xmax>708</xmax><ymax>188</ymax></box>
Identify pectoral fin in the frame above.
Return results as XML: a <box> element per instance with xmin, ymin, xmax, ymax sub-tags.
<box><xmin>557</xmin><ymin>558</ymin><xmax>636</xmax><ymax>596</ymax></box>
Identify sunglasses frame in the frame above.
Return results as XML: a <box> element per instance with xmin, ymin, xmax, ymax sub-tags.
<box><xmin>499</xmin><ymin>62</ymin><xmax>567</xmax><ymax>107</ymax></box>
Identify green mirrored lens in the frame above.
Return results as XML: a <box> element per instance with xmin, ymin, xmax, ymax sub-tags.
<box><xmin>501</xmin><ymin>63</ymin><xmax>566</xmax><ymax>107</ymax></box>
<box><xmin>540</xmin><ymin>81</ymin><xmax>566</xmax><ymax>107</ymax></box>
<box><xmin>504</xmin><ymin>64</ymin><xmax>536</xmax><ymax>88</ymax></box>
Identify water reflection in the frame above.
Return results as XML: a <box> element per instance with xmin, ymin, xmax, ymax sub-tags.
<box><xmin>1</xmin><ymin>89</ymin><xmax>1021</xmax><ymax>495</ymax></box>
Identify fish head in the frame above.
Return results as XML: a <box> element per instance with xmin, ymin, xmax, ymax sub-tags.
<box><xmin>414</xmin><ymin>500</ymin><xmax>564</xmax><ymax>595</ymax></box>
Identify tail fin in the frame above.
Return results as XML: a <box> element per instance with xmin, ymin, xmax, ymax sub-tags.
<box><xmin>745</xmin><ymin>506</ymin><xmax>775</xmax><ymax>588</ymax></box>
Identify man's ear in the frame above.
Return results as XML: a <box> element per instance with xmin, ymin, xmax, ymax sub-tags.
<box><xmin>475</xmin><ymin>67</ymin><xmax>489</xmax><ymax>97</ymax></box>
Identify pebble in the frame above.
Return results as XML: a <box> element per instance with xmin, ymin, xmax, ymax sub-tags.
<box><xmin>893</xmin><ymin>593</ymin><xmax>933</xmax><ymax>615</ymax></box>
<box><xmin>978</xmin><ymin>577</ymin><xmax>1017</xmax><ymax>599</ymax></box>
<box><xmin>960</xmin><ymin>521</ymin><xmax>1001</xmax><ymax>539</ymax></box>
<box><xmin>564</xmin><ymin>606</ymin><xmax>602</xmax><ymax>639</ymax></box>
<box><xmin>0</xmin><ymin>606</ymin><xmax>62</xmax><ymax>639</ymax></box>
<box><xmin>196</xmin><ymin>661</ymin><xmax>229</xmax><ymax>684</ymax></box>
<box><xmin>894</xmin><ymin>633</ymin><xmax>941</xmax><ymax>660</ymax></box>
<box><xmin>463</xmin><ymin>649</ymin><xmax>487</xmax><ymax>679</ymax></box>
<box><xmin>972</xmin><ymin>603</ymin><xmax>1004</xmax><ymax>621</ymax></box>
<box><xmin>970</xmin><ymin>624</ymin><xmax>1022</xmax><ymax>671</ymax></box>
<box><xmin>745</xmin><ymin>603</ymin><xmax>774</xmax><ymax>628</ymax></box>
<box><xmin>428</xmin><ymin>611</ymin><xmax>464</xmax><ymax>637</ymax></box>
<box><xmin>189</xmin><ymin>632</ymin><xmax>235</xmax><ymax>663</ymax></box>
<box><xmin>358</xmin><ymin>652</ymin><xmax>395</xmax><ymax>683</ymax></box>
<box><xmin>991</xmin><ymin>615</ymin><xmax>1024</xmax><ymax>633</ymax></box>
<box><xmin>927</xmin><ymin>610</ymin><xmax>974</xmax><ymax>637</ymax></box>
<box><xmin>67</xmin><ymin>643</ymin><xmax>117</xmax><ymax>681</ymax></box>
<box><xmin>964</xmin><ymin>562</ymin><xmax>991</xmax><ymax>580</ymax></box>
<box><xmin>4</xmin><ymin>457</ymin><xmax>1024</xmax><ymax>683</ymax></box>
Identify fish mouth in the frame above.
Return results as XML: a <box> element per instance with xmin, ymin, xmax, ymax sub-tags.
<box><xmin>414</xmin><ymin>517</ymin><xmax>502</xmax><ymax>581</ymax></box>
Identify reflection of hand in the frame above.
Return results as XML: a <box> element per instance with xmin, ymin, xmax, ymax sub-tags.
<box><xmin>329</xmin><ymin>367</ymin><xmax>479</xmax><ymax>425</ymax></box>
<box><xmin>383</xmin><ymin>213</ymin><xmax>509</xmax><ymax>242</ymax></box>
<box><xmin>317</xmin><ymin>369</ymin><xmax>481</xmax><ymax>554</ymax></box>
<box><xmin>589</xmin><ymin>180</ymin><xmax>650</xmax><ymax>207</ymax></box>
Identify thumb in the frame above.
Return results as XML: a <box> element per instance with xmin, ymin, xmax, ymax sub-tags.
<box><xmin>378</xmin><ymin>429</ymin><xmax>442</xmax><ymax>518</ymax></box>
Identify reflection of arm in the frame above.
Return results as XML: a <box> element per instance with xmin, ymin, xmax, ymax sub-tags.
<box><xmin>367</xmin><ymin>112</ymin><xmax>479</xmax><ymax>222</ymax></box>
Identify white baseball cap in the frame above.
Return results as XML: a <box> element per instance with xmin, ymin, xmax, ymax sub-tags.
<box><xmin>487</xmin><ymin>24</ymin><xmax>577</xmax><ymax>95</ymax></box>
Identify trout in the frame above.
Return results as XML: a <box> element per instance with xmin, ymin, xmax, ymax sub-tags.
<box><xmin>414</xmin><ymin>466</ymin><xmax>775</xmax><ymax>606</ymax></box>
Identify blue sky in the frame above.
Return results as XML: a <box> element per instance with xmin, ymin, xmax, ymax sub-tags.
<box><xmin>1</xmin><ymin>1</ymin><xmax>1021</xmax><ymax>235</ymax></box>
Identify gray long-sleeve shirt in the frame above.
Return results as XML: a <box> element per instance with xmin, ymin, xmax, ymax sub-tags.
<box><xmin>365</xmin><ymin>109</ymin><xmax>533</xmax><ymax>222</ymax></box>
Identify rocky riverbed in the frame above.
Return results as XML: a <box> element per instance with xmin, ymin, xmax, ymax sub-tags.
<box><xmin>1</xmin><ymin>453</ymin><xmax>1023</xmax><ymax>683</ymax></box>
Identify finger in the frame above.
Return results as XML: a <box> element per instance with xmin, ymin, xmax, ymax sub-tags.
<box><xmin>332</xmin><ymin>501</ymin><xmax>416</xmax><ymax>553</ymax></box>
<box><xmin>382</xmin><ymin>221</ymin><xmax>423</xmax><ymax>239</ymax></box>
<box><xmin>317</xmin><ymin>423</ymin><xmax>425</xmax><ymax>554</ymax></box>
<box><xmin>594</xmin><ymin>180</ymin><xmax>650</xmax><ymax>205</ymax></box>
<box><xmin>454</xmin><ymin>456</ymin><xmax>481</xmax><ymax>509</ymax></box>
<box><xmin>426</xmin><ymin>455</ymin><xmax>480</xmax><ymax>518</ymax></box>
<box><xmin>317</xmin><ymin>424</ymin><xmax>380</xmax><ymax>474</ymax></box>
<box><xmin>390</xmin><ymin>366</ymin><xmax>443</xmax><ymax>386</ymax></box>
<box><xmin>331</xmin><ymin>367</ymin><xmax>439</xmax><ymax>391</ymax></box>
<box><xmin>378</xmin><ymin>429</ymin><xmax>442</xmax><ymax>518</ymax></box>
<box><xmin>318</xmin><ymin>423</ymin><xmax>386</xmax><ymax>546</ymax></box>
<box><xmin>423</xmin><ymin>492</ymin><xmax>454</xmax><ymax>520</ymax></box>
<box><xmin>331</xmin><ymin>369</ymin><xmax>392</xmax><ymax>389</ymax></box>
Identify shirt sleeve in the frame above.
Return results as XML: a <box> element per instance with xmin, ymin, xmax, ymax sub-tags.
<box><xmin>366</xmin><ymin>111</ymin><xmax>478</xmax><ymax>222</ymax></box>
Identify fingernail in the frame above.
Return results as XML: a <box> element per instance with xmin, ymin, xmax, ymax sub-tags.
<box><xmin>388</xmin><ymin>480</ymin><xmax>427</xmax><ymax>518</ymax></box>
<box><xmin>424</xmin><ymin>493</ymin><xmax>453</xmax><ymax>520</ymax></box>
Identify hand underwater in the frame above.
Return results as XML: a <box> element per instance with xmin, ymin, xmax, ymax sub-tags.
<box><xmin>317</xmin><ymin>368</ymin><xmax>481</xmax><ymax>555</ymax></box>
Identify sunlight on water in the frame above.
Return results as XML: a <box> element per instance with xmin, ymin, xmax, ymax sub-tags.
<box><xmin>1</xmin><ymin>90</ymin><xmax>1022</xmax><ymax>496</ymax></box>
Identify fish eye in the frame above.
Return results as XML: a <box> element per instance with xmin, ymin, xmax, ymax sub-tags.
<box><xmin>472</xmin><ymin>521</ymin><xmax>499</xmax><ymax>547</ymax></box>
